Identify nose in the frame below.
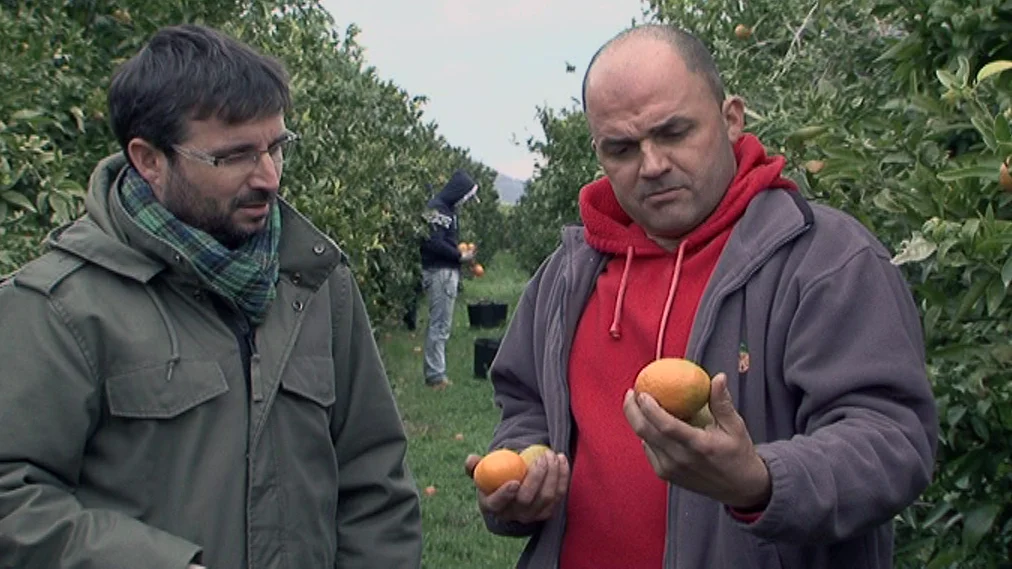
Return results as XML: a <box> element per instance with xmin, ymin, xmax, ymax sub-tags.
<box><xmin>250</xmin><ymin>154</ymin><xmax>282</xmax><ymax>194</ymax></box>
<box><xmin>639</xmin><ymin>139</ymin><xmax>670</xmax><ymax>180</ymax></box>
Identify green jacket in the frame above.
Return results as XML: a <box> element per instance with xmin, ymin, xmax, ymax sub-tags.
<box><xmin>0</xmin><ymin>154</ymin><xmax>422</xmax><ymax>569</ymax></box>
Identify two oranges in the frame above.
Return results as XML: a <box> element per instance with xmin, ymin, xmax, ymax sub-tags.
<box><xmin>472</xmin><ymin>443</ymin><xmax>553</xmax><ymax>495</ymax></box>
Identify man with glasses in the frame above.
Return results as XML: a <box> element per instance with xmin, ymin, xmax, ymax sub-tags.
<box><xmin>0</xmin><ymin>24</ymin><xmax>422</xmax><ymax>569</ymax></box>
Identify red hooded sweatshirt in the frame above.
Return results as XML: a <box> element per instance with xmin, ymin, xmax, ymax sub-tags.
<box><xmin>559</xmin><ymin>134</ymin><xmax>796</xmax><ymax>569</ymax></box>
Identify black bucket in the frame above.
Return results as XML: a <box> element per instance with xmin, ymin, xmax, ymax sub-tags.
<box><xmin>467</xmin><ymin>300</ymin><xmax>508</xmax><ymax>328</ymax></box>
<box><xmin>473</xmin><ymin>337</ymin><xmax>502</xmax><ymax>379</ymax></box>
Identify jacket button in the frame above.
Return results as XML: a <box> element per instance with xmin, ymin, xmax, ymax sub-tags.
<box><xmin>291</xmin><ymin>272</ymin><xmax>302</xmax><ymax>285</ymax></box>
<box><xmin>312</xmin><ymin>243</ymin><xmax>325</xmax><ymax>255</ymax></box>
<box><xmin>292</xmin><ymin>300</ymin><xmax>304</xmax><ymax>312</ymax></box>
<box><xmin>173</xmin><ymin>253</ymin><xmax>183</xmax><ymax>264</ymax></box>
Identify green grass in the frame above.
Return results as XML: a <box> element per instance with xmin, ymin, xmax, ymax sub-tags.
<box><xmin>378</xmin><ymin>252</ymin><xmax>531</xmax><ymax>568</ymax></box>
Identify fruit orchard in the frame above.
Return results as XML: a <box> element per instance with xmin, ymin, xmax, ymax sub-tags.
<box><xmin>0</xmin><ymin>0</ymin><xmax>505</xmax><ymax>324</ymax></box>
<box><xmin>510</xmin><ymin>0</ymin><xmax>1012</xmax><ymax>565</ymax></box>
<box><xmin>3</xmin><ymin>0</ymin><xmax>1012</xmax><ymax>566</ymax></box>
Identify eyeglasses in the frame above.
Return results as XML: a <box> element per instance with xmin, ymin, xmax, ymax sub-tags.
<box><xmin>172</xmin><ymin>131</ymin><xmax>300</xmax><ymax>175</ymax></box>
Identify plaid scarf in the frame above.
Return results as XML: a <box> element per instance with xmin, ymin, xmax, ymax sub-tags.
<box><xmin>119</xmin><ymin>167</ymin><xmax>280</xmax><ymax>325</ymax></box>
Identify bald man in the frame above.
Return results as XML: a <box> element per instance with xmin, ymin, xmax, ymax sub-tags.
<box><xmin>465</xmin><ymin>24</ymin><xmax>937</xmax><ymax>569</ymax></box>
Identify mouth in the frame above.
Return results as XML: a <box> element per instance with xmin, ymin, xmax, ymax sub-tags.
<box><xmin>644</xmin><ymin>187</ymin><xmax>687</xmax><ymax>203</ymax></box>
<box><xmin>238</xmin><ymin>202</ymin><xmax>271</xmax><ymax>218</ymax></box>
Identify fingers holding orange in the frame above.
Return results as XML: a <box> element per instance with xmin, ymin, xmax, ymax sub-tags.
<box><xmin>468</xmin><ymin>445</ymin><xmax>569</xmax><ymax>523</ymax></box>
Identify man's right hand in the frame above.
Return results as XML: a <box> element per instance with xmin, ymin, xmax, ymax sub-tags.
<box><xmin>464</xmin><ymin>451</ymin><xmax>570</xmax><ymax>524</ymax></box>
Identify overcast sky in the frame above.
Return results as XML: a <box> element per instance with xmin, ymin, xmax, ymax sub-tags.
<box><xmin>318</xmin><ymin>0</ymin><xmax>646</xmax><ymax>180</ymax></box>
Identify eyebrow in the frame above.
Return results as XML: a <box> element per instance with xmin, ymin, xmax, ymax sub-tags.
<box><xmin>209</xmin><ymin>131</ymin><xmax>292</xmax><ymax>157</ymax></box>
<box><xmin>599</xmin><ymin>116</ymin><xmax>694</xmax><ymax>147</ymax></box>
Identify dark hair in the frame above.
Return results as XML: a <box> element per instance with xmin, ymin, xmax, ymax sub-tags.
<box><xmin>108</xmin><ymin>24</ymin><xmax>291</xmax><ymax>156</ymax></box>
<box><xmin>581</xmin><ymin>24</ymin><xmax>726</xmax><ymax>112</ymax></box>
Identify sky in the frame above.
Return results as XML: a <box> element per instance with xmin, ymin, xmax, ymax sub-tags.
<box><xmin>318</xmin><ymin>0</ymin><xmax>647</xmax><ymax>180</ymax></box>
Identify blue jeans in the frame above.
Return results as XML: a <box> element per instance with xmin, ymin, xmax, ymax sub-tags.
<box><xmin>422</xmin><ymin>267</ymin><xmax>459</xmax><ymax>384</ymax></box>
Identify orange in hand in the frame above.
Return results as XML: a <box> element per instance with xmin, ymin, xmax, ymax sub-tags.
<box><xmin>633</xmin><ymin>358</ymin><xmax>711</xmax><ymax>421</ymax></box>
<box><xmin>473</xmin><ymin>449</ymin><xmax>527</xmax><ymax>495</ymax></box>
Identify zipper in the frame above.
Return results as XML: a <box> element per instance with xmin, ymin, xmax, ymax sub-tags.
<box><xmin>689</xmin><ymin>223</ymin><xmax>811</xmax><ymax>362</ymax></box>
<box><xmin>247</xmin><ymin>329</ymin><xmax>264</xmax><ymax>403</ymax></box>
<box><xmin>664</xmin><ymin>221</ymin><xmax>812</xmax><ymax>569</ymax></box>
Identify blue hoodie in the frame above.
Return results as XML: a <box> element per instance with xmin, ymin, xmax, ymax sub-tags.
<box><xmin>419</xmin><ymin>169</ymin><xmax>478</xmax><ymax>270</ymax></box>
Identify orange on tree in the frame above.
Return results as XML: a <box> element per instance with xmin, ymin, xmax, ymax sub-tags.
<box><xmin>473</xmin><ymin>449</ymin><xmax>527</xmax><ymax>494</ymax></box>
<box><xmin>633</xmin><ymin>357</ymin><xmax>711</xmax><ymax>421</ymax></box>
<box><xmin>1000</xmin><ymin>158</ymin><xmax>1012</xmax><ymax>191</ymax></box>
<box><xmin>734</xmin><ymin>24</ymin><xmax>752</xmax><ymax>40</ymax></box>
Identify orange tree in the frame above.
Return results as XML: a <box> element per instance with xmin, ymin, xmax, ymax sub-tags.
<box><xmin>510</xmin><ymin>0</ymin><xmax>1012</xmax><ymax>564</ymax></box>
<box><xmin>0</xmin><ymin>0</ymin><xmax>503</xmax><ymax>324</ymax></box>
<box><xmin>507</xmin><ymin>106</ymin><xmax>598</xmax><ymax>275</ymax></box>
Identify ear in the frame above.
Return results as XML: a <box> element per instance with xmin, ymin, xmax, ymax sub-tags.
<box><xmin>126</xmin><ymin>138</ymin><xmax>169</xmax><ymax>194</ymax></box>
<box><xmin>721</xmin><ymin>96</ymin><xmax>746</xmax><ymax>143</ymax></box>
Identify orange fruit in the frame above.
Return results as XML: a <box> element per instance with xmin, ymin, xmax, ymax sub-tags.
<box><xmin>473</xmin><ymin>449</ymin><xmax>527</xmax><ymax>494</ymax></box>
<box><xmin>519</xmin><ymin>444</ymin><xmax>552</xmax><ymax>467</ymax></box>
<box><xmin>1000</xmin><ymin>159</ymin><xmax>1012</xmax><ymax>191</ymax></box>
<box><xmin>472</xmin><ymin>263</ymin><xmax>485</xmax><ymax>277</ymax></box>
<box><xmin>633</xmin><ymin>358</ymin><xmax>711</xmax><ymax>421</ymax></box>
<box><xmin>424</xmin><ymin>485</ymin><xmax>437</xmax><ymax>496</ymax></box>
<box><xmin>804</xmin><ymin>159</ymin><xmax>825</xmax><ymax>174</ymax></box>
<box><xmin>458</xmin><ymin>242</ymin><xmax>469</xmax><ymax>253</ymax></box>
<box><xmin>734</xmin><ymin>24</ymin><xmax>752</xmax><ymax>40</ymax></box>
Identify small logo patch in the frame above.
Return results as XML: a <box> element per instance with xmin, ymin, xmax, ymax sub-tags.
<box><xmin>738</xmin><ymin>342</ymin><xmax>750</xmax><ymax>374</ymax></box>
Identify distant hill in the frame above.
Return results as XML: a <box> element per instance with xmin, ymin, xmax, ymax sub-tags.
<box><xmin>493</xmin><ymin>173</ymin><xmax>528</xmax><ymax>204</ymax></box>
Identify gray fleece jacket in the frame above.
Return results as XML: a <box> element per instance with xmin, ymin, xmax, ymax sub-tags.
<box><xmin>485</xmin><ymin>189</ymin><xmax>938</xmax><ymax>569</ymax></box>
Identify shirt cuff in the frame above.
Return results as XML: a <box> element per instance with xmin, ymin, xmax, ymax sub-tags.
<box><xmin>727</xmin><ymin>506</ymin><xmax>764</xmax><ymax>524</ymax></box>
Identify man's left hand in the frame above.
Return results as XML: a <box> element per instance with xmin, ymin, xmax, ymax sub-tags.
<box><xmin>622</xmin><ymin>372</ymin><xmax>772</xmax><ymax>510</ymax></box>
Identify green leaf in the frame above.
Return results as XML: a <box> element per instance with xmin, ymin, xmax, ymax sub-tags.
<box><xmin>955</xmin><ymin>277</ymin><xmax>990</xmax><ymax>321</ymax></box>
<box><xmin>786</xmin><ymin>125</ymin><xmax>828</xmax><ymax>143</ymax></box>
<box><xmin>69</xmin><ymin>106</ymin><xmax>85</xmax><ymax>133</ymax></box>
<box><xmin>976</xmin><ymin>60</ymin><xmax>1012</xmax><ymax>84</ymax></box>
<box><xmin>923</xmin><ymin>501</ymin><xmax>954</xmax><ymax>529</ymax></box>
<box><xmin>936</xmin><ymin>165</ymin><xmax>997</xmax><ymax>182</ymax></box>
<box><xmin>985</xmin><ymin>278</ymin><xmax>1006</xmax><ymax>316</ymax></box>
<box><xmin>995</xmin><ymin>115</ymin><xmax>1011</xmax><ymax>145</ymax></box>
<box><xmin>9</xmin><ymin>109</ymin><xmax>44</xmax><ymax>121</ymax></box>
<box><xmin>946</xmin><ymin>405</ymin><xmax>966</xmax><ymax>426</ymax></box>
<box><xmin>1001</xmin><ymin>255</ymin><xmax>1012</xmax><ymax>287</ymax></box>
<box><xmin>1</xmin><ymin>191</ymin><xmax>37</xmax><ymax>213</ymax></box>
<box><xmin>926</xmin><ymin>547</ymin><xmax>962</xmax><ymax>569</ymax></box>
<box><xmin>936</xmin><ymin>69</ymin><xmax>961</xmax><ymax>90</ymax></box>
<box><xmin>962</xmin><ymin>503</ymin><xmax>1002</xmax><ymax>550</ymax></box>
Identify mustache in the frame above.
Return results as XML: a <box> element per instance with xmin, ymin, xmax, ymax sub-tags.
<box><xmin>233</xmin><ymin>190</ymin><xmax>276</xmax><ymax>208</ymax></box>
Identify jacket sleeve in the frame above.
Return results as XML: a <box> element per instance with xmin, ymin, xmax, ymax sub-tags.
<box><xmin>744</xmin><ymin>247</ymin><xmax>938</xmax><ymax>544</ymax></box>
<box><xmin>419</xmin><ymin>211</ymin><xmax>463</xmax><ymax>264</ymax></box>
<box><xmin>330</xmin><ymin>269</ymin><xmax>422</xmax><ymax>568</ymax></box>
<box><xmin>482</xmin><ymin>266</ymin><xmax>554</xmax><ymax>537</ymax></box>
<box><xmin>0</xmin><ymin>283</ymin><xmax>201</xmax><ymax>569</ymax></box>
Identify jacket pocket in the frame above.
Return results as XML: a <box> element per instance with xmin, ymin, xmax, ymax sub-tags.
<box><xmin>105</xmin><ymin>360</ymin><xmax>229</xmax><ymax>419</ymax></box>
<box><xmin>280</xmin><ymin>355</ymin><xmax>337</xmax><ymax>407</ymax></box>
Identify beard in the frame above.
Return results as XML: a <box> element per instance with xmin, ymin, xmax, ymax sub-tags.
<box><xmin>161</xmin><ymin>166</ymin><xmax>274</xmax><ymax>249</ymax></box>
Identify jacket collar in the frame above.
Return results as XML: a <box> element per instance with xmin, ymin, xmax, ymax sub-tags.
<box><xmin>49</xmin><ymin>154</ymin><xmax>344</xmax><ymax>291</ymax></box>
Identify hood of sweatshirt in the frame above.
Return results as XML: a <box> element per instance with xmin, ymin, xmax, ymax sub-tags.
<box><xmin>577</xmin><ymin>133</ymin><xmax>797</xmax><ymax>356</ymax></box>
